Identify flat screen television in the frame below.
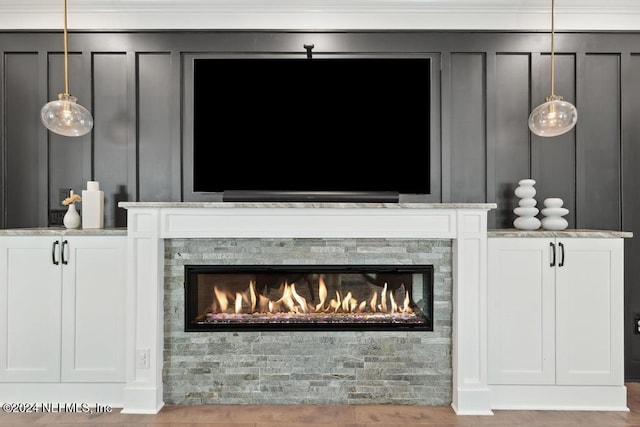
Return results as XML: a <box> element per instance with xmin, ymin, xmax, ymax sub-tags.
<box><xmin>193</xmin><ymin>56</ymin><xmax>431</xmax><ymax>202</ymax></box>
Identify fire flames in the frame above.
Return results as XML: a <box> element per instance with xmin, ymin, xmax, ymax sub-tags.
<box><xmin>200</xmin><ymin>276</ymin><xmax>418</xmax><ymax>324</ymax></box>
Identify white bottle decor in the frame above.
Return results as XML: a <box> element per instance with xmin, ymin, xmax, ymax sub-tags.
<box><xmin>81</xmin><ymin>180</ymin><xmax>104</xmax><ymax>229</ymax></box>
<box><xmin>513</xmin><ymin>178</ymin><xmax>541</xmax><ymax>230</ymax></box>
<box><xmin>541</xmin><ymin>198</ymin><xmax>569</xmax><ymax>230</ymax></box>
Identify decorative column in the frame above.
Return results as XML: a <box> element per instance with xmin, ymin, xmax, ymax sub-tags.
<box><xmin>451</xmin><ymin>209</ymin><xmax>492</xmax><ymax>415</ymax></box>
<box><xmin>121</xmin><ymin>207</ymin><xmax>164</xmax><ymax>414</ymax></box>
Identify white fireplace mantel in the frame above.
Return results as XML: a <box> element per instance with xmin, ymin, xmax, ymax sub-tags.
<box><xmin>118</xmin><ymin>202</ymin><xmax>496</xmax><ymax>414</ymax></box>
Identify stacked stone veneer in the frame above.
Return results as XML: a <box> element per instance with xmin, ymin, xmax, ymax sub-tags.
<box><xmin>164</xmin><ymin>238</ymin><xmax>452</xmax><ymax>405</ymax></box>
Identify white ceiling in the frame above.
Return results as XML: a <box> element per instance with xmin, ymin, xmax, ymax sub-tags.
<box><xmin>1</xmin><ymin>0</ymin><xmax>639</xmax><ymax>31</ymax></box>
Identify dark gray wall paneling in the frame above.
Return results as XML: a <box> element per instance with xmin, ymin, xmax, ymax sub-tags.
<box><xmin>93</xmin><ymin>53</ymin><xmax>129</xmax><ymax>228</ymax></box>
<box><xmin>5</xmin><ymin>53</ymin><xmax>41</xmax><ymax>228</ymax></box>
<box><xmin>425</xmin><ymin>54</ymin><xmax>442</xmax><ymax>204</ymax></box>
<box><xmin>1</xmin><ymin>30</ymin><xmax>640</xmax><ymax>379</ymax></box>
<box><xmin>624</xmin><ymin>53</ymin><xmax>640</xmax><ymax>380</ymax></box>
<box><xmin>531</xmin><ymin>53</ymin><xmax>577</xmax><ymax>229</ymax></box>
<box><xmin>449</xmin><ymin>53</ymin><xmax>486</xmax><ymax>204</ymax></box>
<box><xmin>493</xmin><ymin>53</ymin><xmax>531</xmax><ymax>228</ymax></box>
<box><xmin>138</xmin><ymin>53</ymin><xmax>175</xmax><ymax>204</ymax></box>
<box><xmin>578</xmin><ymin>54</ymin><xmax>621</xmax><ymax>230</ymax></box>
<box><xmin>181</xmin><ymin>53</ymin><xmax>199</xmax><ymax>202</ymax></box>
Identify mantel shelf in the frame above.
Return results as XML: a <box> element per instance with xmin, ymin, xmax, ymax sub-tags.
<box><xmin>119</xmin><ymin>202</ymin><xmax>497</xmax><ymax>210</ymax></box>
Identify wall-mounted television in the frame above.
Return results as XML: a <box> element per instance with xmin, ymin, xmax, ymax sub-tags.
<box><xmin>192</xmin><ymin>56</ymin><xmax>431</xmax><ymax>202</ymax></box>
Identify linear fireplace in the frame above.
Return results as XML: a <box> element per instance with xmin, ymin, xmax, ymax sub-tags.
<box><xmin>184</xmin><ymin>264</ymin><xmax>434</xmax><ymax>331</ymax></box>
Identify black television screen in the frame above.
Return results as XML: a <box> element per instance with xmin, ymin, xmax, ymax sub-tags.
<box><xmin>193</xmin><ymin>56</ymin><xmax>431</xmax><ymax>202</ymax></box>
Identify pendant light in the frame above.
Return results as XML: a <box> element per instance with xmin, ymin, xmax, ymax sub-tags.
<box><xmin>40</xmin><ymin>0</ymin><xmax>93</xmax><ymax>137</ymax></box>
<box><xmin>528</xmin><ymin>0</ymin><xmax>577</xmax><ymax>137</ymax></box>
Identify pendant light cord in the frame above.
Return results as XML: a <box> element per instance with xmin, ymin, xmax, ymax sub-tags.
<box><xmin>550</xmin><ymin>0</ymin><xmax>555</xmax><ymax>97</ymax></box>
<box><xmin>63</xmin><ymin>0</ymin><xmax>69</xmax><ymax>96</ymax></box>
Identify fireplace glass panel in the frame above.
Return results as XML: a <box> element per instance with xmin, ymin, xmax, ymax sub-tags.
<box><xmin>184</xmin><ymin>265</ymin><xmax>433</xmax><ymax>331</ymax></box>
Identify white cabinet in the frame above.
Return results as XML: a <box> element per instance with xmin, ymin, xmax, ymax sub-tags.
<box><xmin>0</xmin><ymin>234</ymin><xmax>126</xmax><ymax>383</ymax></box>
<box><xmin>488</xmin><ymin>237</ymin><xmax>624</xmax><ymax>387</ymax></box>
<box><xmin>554</xmin><ymin>239</ymin><xmax>624</xmax><ymax>386</ymax></box>
<box><xmin>488</xmin><ymin>238</ymin><xmax>555</xmax><ymax>385</ymax></box>
<box><xmin>0</xmin><ymin>236</ymin><xmax>62</xmax><ymax>382</ymax></box>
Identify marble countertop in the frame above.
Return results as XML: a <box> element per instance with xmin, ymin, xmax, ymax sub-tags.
<box><xmin>118</xmin><ymin>202</ymin><xmax>498</xmax><ymax>210</ymax></box>
<box><xmin>488</xmin><ymin>229</ymin><xmax>633</xmax><ymax>238</ymax></box>
<box><xmin>1</xmin><ymin>227</ymin><xmax>630</xmax><ymax>238</ymax></box>
<box><xmin>0</xmin><ymin>228</ymin><xmax>127</xmax><ymax>236</ymax></box>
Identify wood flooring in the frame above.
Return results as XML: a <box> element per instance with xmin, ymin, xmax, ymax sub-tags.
<box><xmin>2</xmin><ymin>383</ymin><xmax>640</xmax><ymax>426</ymax></box>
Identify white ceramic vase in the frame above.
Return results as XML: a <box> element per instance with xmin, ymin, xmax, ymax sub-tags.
<box><xmin>63</xmin><ymin>203</ymin><xmax>81</xmax><ymax>229</ymax></box>
<box><xmin>513</xmin><ymin>179</ymin><xmax>541</xmax><ymax>230</ymax></box>
<box><xmin>541</xmin><ymin>198</ymin><xmax>569</xmax><ymax>230</ymax></box>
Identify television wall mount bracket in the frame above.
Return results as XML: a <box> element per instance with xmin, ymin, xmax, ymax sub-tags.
<box><xmin>304</xmin><ymin>44</ymin><xmax>314</xmax><ymax>59</ymax></box>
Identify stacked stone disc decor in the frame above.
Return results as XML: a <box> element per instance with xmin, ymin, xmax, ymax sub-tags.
<box><xmin>513</xmin><ymin>178</ymin><xmax>541</xmax><ymax>230</ymax></box>
<box><xmin>541</xmin><ymin>197</ymin><xmax>569</xmax><ymax>230</ymax></box>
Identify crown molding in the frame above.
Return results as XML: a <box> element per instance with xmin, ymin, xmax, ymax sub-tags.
<box><xmin>1</xmin><ymin>0</ymin><xmax>639</xmax><ymax>31</ymax></box>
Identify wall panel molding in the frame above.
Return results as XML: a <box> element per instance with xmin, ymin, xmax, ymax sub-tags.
<box><xmin>1</xmin><ymin>28</ymin><xmax>640</xmax><ymax>378</ymax></box>
<box><xmin>2</xmin><ymin>1</ymin><xmax>640</xmax><ymax>31</ymax></box>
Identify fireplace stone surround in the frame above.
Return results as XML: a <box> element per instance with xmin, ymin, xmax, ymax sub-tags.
<box><xmin>164</xmin><ymin>238</ymin><xmax>449</xmax><ymax>404</ymax></box>
<box><xmin>118</xmin><ymin>202</ymin><xmax>496</xmax><ymax>414</ymax></box>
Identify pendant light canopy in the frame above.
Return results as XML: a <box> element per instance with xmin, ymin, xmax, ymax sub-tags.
<box><xmin>40</xmin><ymin>0</ymin><xmax>93</xmax><ymax>137</ymax></box>
<box><xmin>528</xmin><ymin>0</ymin><xmax>577</xmax><ymax>137</ymax></box>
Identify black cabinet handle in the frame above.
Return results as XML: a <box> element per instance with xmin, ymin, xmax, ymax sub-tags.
<box><xmin>61</xmin><ymin>240</ymin><xmax>69</xmax><ymax>265</ymax></box>
<box><xmin>559</xmin><ymin>242</ymin><xmax>565</xmax><ymax>267</ymax></box>
<box><xmin>550</xmin><ymin>242</ymin><xmax>556</xmax><ymax>267</ymax></box>
<box><xmin>52</xmin><ymin>240</ymin><xmax>59</xmax><ymax>265</ymax></box>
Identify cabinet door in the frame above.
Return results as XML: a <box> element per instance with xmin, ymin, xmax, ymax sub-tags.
<box><xmin>555</xmin><ymin>238</ymin><xmax>624</xmax><ymax>385</ymax></box>
<box><xmin>0</xmin><ymin>236</ymin><xmax>62</xmax><ymax>382</ymax></box>
<box><xmin>488</xmin><ymin>238</ymin><xmax>556</xmax><ymax>384</ymax></box>
<box><xmin>60</xmin><ymin>236</ymin><xmax>126</xmax><ymax>382</ymax></box>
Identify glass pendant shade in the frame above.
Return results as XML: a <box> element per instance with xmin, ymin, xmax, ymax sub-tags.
<box><xmin>41</xmin><ymin>93</ymin><xmax>93</xmax><ymax>137</ymax></box>
<box><xmin>528</xmin><ymin>95</ymin><xmax>577</xmax><ymax>137</ymax></box>
<box><xmin>41</xmin><ymin>0</ymin><xmax>94</xmax><ymax>137</ymax></box>
<box><xmin>528</xmin><ymin>0</ymin><xmax>578</xmax><ymax>138</ymax></box>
